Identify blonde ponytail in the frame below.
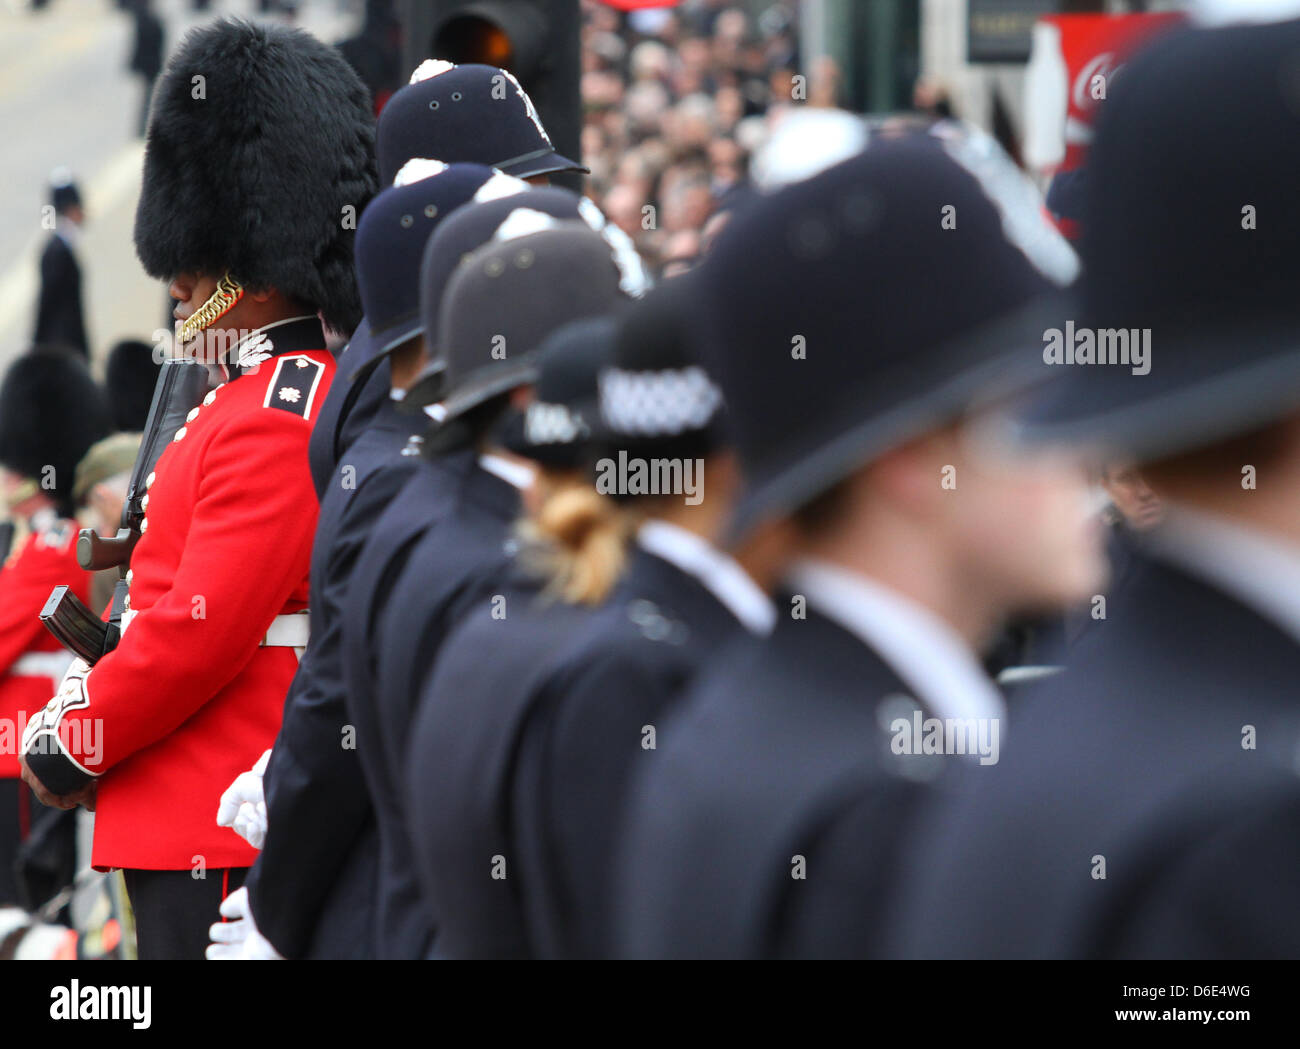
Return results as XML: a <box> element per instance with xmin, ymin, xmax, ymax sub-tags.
<box><xmin>519</xmin><ymin>478</ymin><xmax>636</xmax><ymax>606</ymax></box>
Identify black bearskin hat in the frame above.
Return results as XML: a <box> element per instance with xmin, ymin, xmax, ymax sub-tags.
<box><xmin>133</xmin><ymin>19</ymin><xmax>378</xmax><ymax>333</ymax></box>
<box><xmin>105</xmin><ymin>340</ymin><xmax>163</xmax><ymax>433</ymax></box>
<box><xmin>0</xmin><ymin>349</ymin><xmax>112</xmax><ymax>515</ymax></box>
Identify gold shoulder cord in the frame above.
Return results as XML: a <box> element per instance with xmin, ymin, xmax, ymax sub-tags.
<box><xmin>177</xmin><ymin>272</ymin><xmax>245</xmax><ymax>348</ymax></box>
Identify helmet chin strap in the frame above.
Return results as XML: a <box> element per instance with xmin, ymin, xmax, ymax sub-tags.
<box><xmin>177</xmin><ymin>272</ymin><xmax>244</xmax><ymax>349</ymax></box>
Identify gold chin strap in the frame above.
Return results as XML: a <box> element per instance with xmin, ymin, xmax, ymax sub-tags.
<box><xmin>178</xmin><ymin>272</ymin><xmax>244</xmax><ymax>346</ymax></box>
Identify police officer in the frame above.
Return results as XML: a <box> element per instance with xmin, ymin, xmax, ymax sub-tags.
<box><xmin>344</xmin><ymin>220</ymin><xmax>633</xmax><ymax>957</ymax></box>
<box><xmin>613</xmin><ymin>125</ymin><xmax>1102</xmax><ymax>958</ymax></box>
<box><xmin>307</xmin><ymin>59</ymin><xmax>588</xmax><ymax>498</ymax></box>
<box><xmin>0</xmin><ymin>351</ymin><xmax>109</xmax><ymax>906</ymax></box>
<box><xmin>886</xmin><ymin>19</ymin><xmax>1300</xmax><ymax>959</ymax></box>
<box><xmin>19</xmin><ymin>19</ymin><xmax>376</xmax><ymax>959</ymax></box>
<box><xmin>426</xmin><ymin>279</ymin><xmax>775</xmax><ymax>959</ymax></box>
<box><xmin>403</xmin><ymin>314</ymin><xmax>620</xmax><ymax>959</ymax></box>
<box><xmin>230</xmin><ymin>164</ymin><xmax>524</xmax><ymax>961</ymax></box>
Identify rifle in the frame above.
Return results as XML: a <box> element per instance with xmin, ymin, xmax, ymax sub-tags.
<box><xmin>41</xmin><ymin>356</ymin><xmax>211</xmax><ymax>664</ymax></box>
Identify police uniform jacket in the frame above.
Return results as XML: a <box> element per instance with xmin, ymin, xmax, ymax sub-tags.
<box><xmin>338</xmin><ymin>446</ymin><xmax>475</xmax><ymax>958</ymax></box>
<box><xmin>306</xmin><ymin>349</ymin><xmax>391</xmax><ymax>499</ymax></box>
<box><xmin>362</xmin><ymin>456</ymin><xmax>520</xmax><ymax>957</ymax></box>
<box><xmin>883</xmin><ymin>545</ymin><xmax>1300</xmax><ymax>959</ymax></box>
<box><xmin>510</xmin><ymin>541</ymin><xmax>767</xmax><ymax>959</ymax></box>
<box><xmin>405</xmin><ymin>571</ymin><xmax>593</xmax><ymax>959</ymax></box>
<box><xmin>614</xmin><ymin>558</ymin><xmax>1007</xmax><ymax>959</ymax></box>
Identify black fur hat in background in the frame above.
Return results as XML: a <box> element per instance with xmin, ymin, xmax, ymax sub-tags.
<box><xmin>0</xmin><ymin>349</ymin><xmax>112</xmax><ymax>515</ymax></box>
<box><xmin>105</xmin><ymin>339</ymin><xmax>163</xmax><ymax>432</ymax></box>
<box><xmin>133</xmin><ymin>19</ymin><xmax>378</xmax><ymax>334</ymax></box>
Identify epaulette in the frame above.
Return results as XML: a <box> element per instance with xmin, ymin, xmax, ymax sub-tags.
<box><xmin>262</xmin><ymin>354</ymin><xmax>327</xmax><ymax>422</ymax></box>
<box><xmin>625</xmin><ymin>598</ymin><xmax>689</xmax><ymax>646</ymax></box>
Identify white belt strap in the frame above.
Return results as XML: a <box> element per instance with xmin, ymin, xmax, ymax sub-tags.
<box><xmin>12</xmin><ymin>651</ymin><xmax>76</xmax><ymax>682</ymax></box>
<box><xmin>262</xmin><ymin>612</ymin><xmax>310</xmax><ymax>648</ymax></box>
<box><xmin>118</xmin><ymin>609</ymin><xmax>309</xmax><ymax>649</ymax></box>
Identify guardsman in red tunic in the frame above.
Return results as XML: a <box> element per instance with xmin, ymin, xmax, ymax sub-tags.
<box><xmin>18</xmin><ymin>18</ymin><xmax>377</xmax><ymax>959</ymax></box>
<box><xmin>0</xmin><ymin>351</ymin><xmax>109</xmax><ymax>906</ymax></box>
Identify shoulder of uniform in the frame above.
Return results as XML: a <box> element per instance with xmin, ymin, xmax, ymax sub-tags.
<box><xmin>255</xmin><ymin>353</ymin><xmax>331</xmax><ymax>422</ymax></box>
<box><xmin>623</xmin><ymin>598</ymin><xmax>691</xmax><ymax>647</ymax></box>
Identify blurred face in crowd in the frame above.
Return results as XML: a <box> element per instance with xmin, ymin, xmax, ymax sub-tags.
<box><xmin>1101</xmin><ymin>461</ymin><xmax>1163</xmax><ymax>530</ymax></box>
<box><xmin>89</xmin><ymin>476</ymin><xmax>129</xmax><ymax>537</ymax></box>
<box><xmin>660</xmin><ymin>231</ymin><xmax>701</xmax><ymax>278</ymax></box>
<box><xmin>0</xmin><ymin>466</ymin><xmax>37</xmax><ymax>511</ymax></box>
<box><xmin>662</xmin><ymin>181</ymin><xmax>714</xmax><ymax>233</ymax></box>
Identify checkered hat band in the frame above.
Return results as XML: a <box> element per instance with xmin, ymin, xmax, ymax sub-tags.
<box><xmin>525</xmin><ymin>401</ymin><xmax>588</xmax><ymax>446</ymax></box>
<box><xmin>599</xmin><ymin>365</ymin><xmax>723</xmax><ymax>437</ymax></box>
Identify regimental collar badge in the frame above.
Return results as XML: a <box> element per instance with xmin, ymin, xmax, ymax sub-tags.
<box><xmin>227</xmin><ymin>316</ymin><xmax>327</xmax><ymax>380</ymax></box>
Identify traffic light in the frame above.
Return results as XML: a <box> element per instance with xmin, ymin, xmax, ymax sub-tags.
<box><xmin>400</xmin><ymin>1</ymin><xmax>583</xmax><ymax>188</ymax></box>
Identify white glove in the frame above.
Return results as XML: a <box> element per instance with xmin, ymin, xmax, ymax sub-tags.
<box><xmin>206</xmin><ymin>887</ymin><xmax>284</xmax><ymax>961</ymax></box>
<box><xmin>216</xmin><ymin>749</ymin><xmax>272</xmax><ymax>850</ymax></box>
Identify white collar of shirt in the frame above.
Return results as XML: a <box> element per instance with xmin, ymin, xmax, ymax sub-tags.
<box><xmin>478</xmin><ymin>453</ymin><xmax>535</xmax><ymax>492</ymax></box>
<box><xmin>54</xmin><ymin>217</ymin><xmax>80</xmax><ymax>249</ymax></box>
<box><xmin>1144</xmin><ymin>503</ymin><xmax>1300</xmax><ymax>645</ymax></box>
<box><xmin>636</xmin><ymin>519</ymin><xmax>775</xmax><ymax>637</ymax></box>
<box><xmin>785</xmin><ymin>557</ymin><xmax>1006</xmax><ymax>723</ymax></box>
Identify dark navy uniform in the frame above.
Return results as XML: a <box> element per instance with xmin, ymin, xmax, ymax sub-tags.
<box><xmin>614</xmin><ymin>603</ymin><xmax>945</xmax><ymax>959</ymax></box>
<box><xmin>403</xmin><ymin>572</ymin><xmax>590</xmax><ymax>959</ymax></box>
<box><xmin>338</xmin><ymin>447</ymin><xmax>475</xmax><ymax>957</ymax></box>
<box><xmin>306</xmin><ymin>344</ymin><xmax>390</xmax><ymax>499</ymax></box>
<box><xmin>363</xmin><ymin>459</ymin><xmax>520</xmax><ymax>957</ymax></box>
<box><xmin>510</xmin><ymin>546</ymin><xmax>764</xmax><ymax>958</ymax></box>
<box><xmin>244</xmin><ymin>391</ymin><xmax>420</xmax><ymax>958</ymax></box>
<box><xmin>883</xmin><ymin>552</ymin><xmax>1300</xmax><ymax>958</ymax></box>
<box><xmin>402</xmin><ymin>314</ymin><xmax>623</xmax><ymax>959</ymax></box>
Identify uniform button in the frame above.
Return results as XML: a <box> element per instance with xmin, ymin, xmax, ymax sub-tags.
<box><xmin>186</xmin><ymin>407</ymin><xmax>201</xmax><ymax>422</ymax></box>
<box><xmin>173</xmin><ymin>427</ymin><xmax>187</xmax><ymax>442</ymax></box>
<box><xmin>141</xmin><ymin>494</ymin><xmax>149</xmax><ymax>510</ymax></box>
<box><xmin>125</xmin><ymin>569</ymin><xmax>133</xmax><ymax>584</ymax></box>
<box><xmin>145</xmin><ymin>471</ymin><xmax>156</xmax><ymax>489</ymax></box>
<box><xmin>140</xmin><ymin>518</ymin><xmax>148</xmax><ymax>533</ymax></box>
<box><xmin>203</xmin><ymin>389</ymin><xmax>218</xmax><ymax>406</ymax></box>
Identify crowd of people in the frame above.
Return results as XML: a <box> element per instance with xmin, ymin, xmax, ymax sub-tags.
<box><xmin>578</xmin><ymin>0</ymin><xmax>802</xmax><ymax>272</ymax></box>
<box><xmin>1</xmin><ymin>5</ymin><xmax>1298</xmax><ymax>964</ymax></box>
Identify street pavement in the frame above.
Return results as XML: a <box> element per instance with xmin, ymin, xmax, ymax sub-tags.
<box><xmin>0</xmin><ymin>0</ymin><xmax>359</xmax><ymax>374</ymax></box>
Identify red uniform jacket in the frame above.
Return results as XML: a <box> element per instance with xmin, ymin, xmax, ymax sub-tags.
<box><xmin>26</xmin><ymin>317</ymin><xmax>334</xmax><ymax>870</ymax></box>
<box><xmin>0</xmin><ymin>513</ymin><xmax>86</xmax><ymax>779</ymax></box>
